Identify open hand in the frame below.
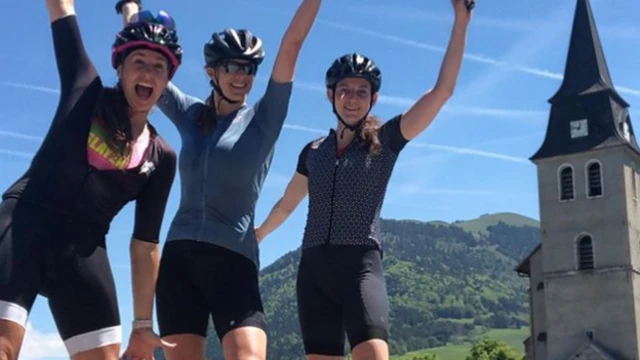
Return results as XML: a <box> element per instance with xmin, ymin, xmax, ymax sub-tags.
<box><xmin>120</xmin><ymin>328</ymin><xmax>176</xmax><ymax>360</ymax></box>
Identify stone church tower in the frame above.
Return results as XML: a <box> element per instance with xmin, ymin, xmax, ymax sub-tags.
<box><xmin>515</xmin><ymin>0</ymin><xmax>640</xmax><ymax>359</ymax></box>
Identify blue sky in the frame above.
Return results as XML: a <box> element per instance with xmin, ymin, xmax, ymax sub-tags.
<box><xmin>2</xmin><ymin>0</ymin><xmax>639</xmax><ymax>358</ymax></box>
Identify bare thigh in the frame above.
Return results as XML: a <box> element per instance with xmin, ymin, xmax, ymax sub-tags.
<box><xmin>70</xmin><ymin>344</ymin><xmax>120</xmax><ymax>360</ymax></box>
<box><xmin>221</xmin><ymin>326</ymin><xmax>267</xmax><ymax>360</ymax></box>
<box><xmin>352</xmin><ymin>339</ymin><xmax>388</xmax><ymax>360</ymax></box>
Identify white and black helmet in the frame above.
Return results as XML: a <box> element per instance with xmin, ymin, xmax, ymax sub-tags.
<box><xmin>203</xmin><ymin>28</ymin><xmax>265</xmax><ymax>67</ymax></box>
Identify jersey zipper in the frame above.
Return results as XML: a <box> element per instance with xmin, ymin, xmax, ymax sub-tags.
<box><xmin>198</xmin><ymin>140</ymin><xmax>212</xmax><ymax>240</ymax></box>
<box><xmin>326</xmin><ymin>139</ymin><xmax>340</xmax><ymax>245</ymax></box>
<box><xmin>326</xmin><ymin>158</ymin><xmax>339</xmax><ymax>245</ymax></box>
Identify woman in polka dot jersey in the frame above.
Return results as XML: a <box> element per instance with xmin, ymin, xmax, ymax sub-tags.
<box><xmin>256</xmin><ymin>1</ymin><xmax>474</xmax><ymax>358</ymax></box>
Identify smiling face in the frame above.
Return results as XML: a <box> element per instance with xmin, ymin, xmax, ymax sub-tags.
<box><xmin>328</xmin><ymin>77</ymin><xmax>378</xmax><ymax>126</ymax></box>
<box><xmin>118</xmin><ymin>49</ymin><xmax>170</xmax><ymax>114</ymax></box>
<box><xmin>206</xmin><ymin>59</ymin><xmax>256</xmax><ymax>102</ymax></box>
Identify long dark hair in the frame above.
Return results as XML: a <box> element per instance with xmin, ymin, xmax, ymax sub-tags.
<box><xmin>359</xmin><ymin>115</ymin><xmax>383</xmax><ymax>155</ymax></box>
<box><xmin>92</xmin><ymin>82</ymin><xmax>133</xmax><ymax>157</ymax></box>
<box><xmin>196</xmin><ymin>85</ymin><xmax>218</xmax><ymax>135</ymax></box>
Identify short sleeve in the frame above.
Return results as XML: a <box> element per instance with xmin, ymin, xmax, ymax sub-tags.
<box><xmin>380</xmin><ymin>114</ymin><xmax>409</xmax><ymax>155</ymax></box>
<box><xmin>156</xmin><ymin>82</ymin><xmax>203</xmax><ymax>130</ymax></box>
<box><xmin>252</xmin><ymin>79</ymin><xmax>294</xmax><ymax>138</ymax></box>
<box><xmin>132</xmin><ymin>144</ymin><xmax>177</xmax><ymax>242</ymax></box>
<box><xmin>296</xmin><ymin>142</ymin><xmax>312</xmax><ymax>177</ymax></box>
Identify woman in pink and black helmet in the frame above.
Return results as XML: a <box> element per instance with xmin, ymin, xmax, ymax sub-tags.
<box><xmin>0</xmin><ymin>1</ymin><xmax>183</xmax><ymax>359</ymax></box>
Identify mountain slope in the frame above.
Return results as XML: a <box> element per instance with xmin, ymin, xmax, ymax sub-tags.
<box><xmin>155</xmin><ymin>213</ymin><xmax>540</xmax><ymax>359</ymax></box>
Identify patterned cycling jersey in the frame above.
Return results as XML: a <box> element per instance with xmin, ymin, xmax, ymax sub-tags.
<box><xmin>296</xmin><ymin>115</ymin><xmax>409</xmax><ymax>250</ymax></box>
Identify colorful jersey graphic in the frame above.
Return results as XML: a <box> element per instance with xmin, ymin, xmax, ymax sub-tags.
<box><xmin>87</xmin><ymin>121</ymin><xmax>150</xmax><ymax>170</ymax></box>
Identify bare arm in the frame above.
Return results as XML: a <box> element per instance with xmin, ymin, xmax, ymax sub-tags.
<box><xmin>270</xmin><ymin>0</ymin><xmax>321</xmax><ymax>83</ymax></box>
<box><xmin>118</xmin><ymin>1</ymin><xmax>140</xmax><ymax>25</ymax></box>
<box><xmin>256</xmin><ymin>172</ymin><xmax>309</xmax><ymax>243</ymax></box>
<box><xmin>399</xmin><ymin>0</ymin><xmax>472</xmax><ymax>141</ymax></box>
<box><xmin>129</xmin><ymin>239</ymin><xmax>161</xmax><ymax>323</ymax></box>
<box><xmin>47</xmin><ymin>0</ymin><xmax>75</xmax><ymax>22</ymax></box>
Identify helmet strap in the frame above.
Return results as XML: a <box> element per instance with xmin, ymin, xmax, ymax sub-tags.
<box><xmin>210</xmin><ymin>72</ymin><xmax>242</xmax><ymax>106</ymax></box>
<box><xmin>331</xmin><ymin>89</ymin><xmax>373</xmax><ymax>140</ymax></box>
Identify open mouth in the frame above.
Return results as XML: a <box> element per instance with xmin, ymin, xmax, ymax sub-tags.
<box><xmin>135</xmin><ymin>83</ymin><xmax>154</xmax><ymax>100</ymax></box>
<box><xmin>230</xmin><ymin>82</ymin><xmax>248</xmax><ymax>90</ymax></box>
<box><xmin>344</xmin><ymin>106</ymin><xmax>360</xmax><ymax>112</ymax></box>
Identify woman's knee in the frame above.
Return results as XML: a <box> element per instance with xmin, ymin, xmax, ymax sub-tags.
<box><xmin>0</xmin><ymin>319</ymin><xmax>26</xmax><ymax>360</ymax></box>
<box><xmin>351</xmin><ymin>339</ymin><xmax>388</xmax><ymax>360</ymax></box>
<box><xmin>221</xmin><ymin>326</ymin><xmax>267</xmax><ymax>360</ymax></box>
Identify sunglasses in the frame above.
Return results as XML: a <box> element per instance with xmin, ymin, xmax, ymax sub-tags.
<box><xmin>219</xmin><ymin>61</ymin><xmax>257</xmax><ymax>75</ymax></box>
<box><xmin>132</xmin><ymin>10</ymin><xmax>176</xmax><ymax>30</ymax></box>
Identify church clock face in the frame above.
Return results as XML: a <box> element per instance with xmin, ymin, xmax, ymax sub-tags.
<box><xmin>570</xmin><ymin>119</ymin><xmax>588</xmax><ymax>138</ymax></box>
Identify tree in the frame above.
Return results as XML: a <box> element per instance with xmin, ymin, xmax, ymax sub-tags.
<box><xmin>413</xmin><ymin>354</ymin><xmax>439</xmax><ymax>360</ymax></box>
<box><xmin>465</xmin><ymin>338</ymin><xmax>520</xmax><ymax>360</ymax></box>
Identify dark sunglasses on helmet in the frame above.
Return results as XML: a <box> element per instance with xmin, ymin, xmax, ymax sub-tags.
<box><xmin>220</xmin><ymin>61</ymin><xmax>257</xmax><ymax>75</ymax></box>
<box><xmin>132</xmin><ymin>10</ymin><xmax>176</xmax><ymax>30</ymax></box>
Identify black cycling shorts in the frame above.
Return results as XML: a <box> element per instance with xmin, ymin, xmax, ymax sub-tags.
<box><xmin>156</xmin><ymin>240</ymin><xmax>267</xmax><ymax>341</ymax></box>
<box><xmin>296</xmin><ymin>245</ymin><xmax>390</xmax><ymax>356</ymax></box>
<box><xmin>0</xmin><ymin>198</ymin><xmax>120</xmax><ymax>356</ymax></box>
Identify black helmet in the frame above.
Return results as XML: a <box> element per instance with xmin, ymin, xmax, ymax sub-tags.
<box><xmin>325</xmin><ymin>53</ymin><xmax>381</xmax><ymax>93</ymax></box>
<box><xmin>204</xmin><ymin>28</ymin><xmax>265</xmax><ymax>67</ymax></box>
<box><xmin>111</xmin><ymin>11</ymin><xmax>183</xmax><ymax>79</ymax></box>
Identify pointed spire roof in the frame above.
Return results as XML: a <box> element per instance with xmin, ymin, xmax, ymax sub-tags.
<box><xmin>530</xmin><ymin>0</ymin><xmax>639</xmax><ymax>161</ymax></box>
<box><xmin>550</xmin><ymin>0</ymin><xmax>626</xmax><ymax>105</ymax></box>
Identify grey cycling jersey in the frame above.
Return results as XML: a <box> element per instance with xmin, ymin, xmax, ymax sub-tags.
<box><xmin>296</xmin><ymin>115</ymin><xmax>408</xmax><ymax>251</ymax></box>
<box><xmin>157</xmin><ymin>79</ymin><xmax>293</xmax><ymax>268</ymax></box>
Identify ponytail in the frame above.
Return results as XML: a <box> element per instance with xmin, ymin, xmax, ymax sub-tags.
<box><xmin>359</xmin><ymin>115</ymin><xmax>382</xmax><ymax>155</ymax></box>
<box><xmin>196</xmin><ymin>86</ymin><xmax>218</xmax><ymax>135</ymax></box>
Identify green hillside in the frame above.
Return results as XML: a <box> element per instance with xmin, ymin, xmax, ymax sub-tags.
<box><xmin>392</xmin><ymin>327</ymin><xmax>529</xmax><ymax>359</ymax></box>
<box><xmin>452</xmin><ymin>212</ymin><xmax>539</xmax><ymax>235</ymax></box>
<box><xmin>155</xmin><ymin>213</ymin><xmax>539</xmax><ymax>359</ymax></box>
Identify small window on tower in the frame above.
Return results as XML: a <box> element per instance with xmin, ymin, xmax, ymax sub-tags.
<box><xmin>577</xmin><ymin>235</ymin><xmax>594</xmax><ymax>270</ymax></box>
<box><xmin>586</xmin><ymin>161</ymin><xmax>603</xmax><ymax>198</ymax></box>
<box><xmin>558</xmin><ymin>165</ymin><xmax>574</xmax><ymax>201</ymax></box>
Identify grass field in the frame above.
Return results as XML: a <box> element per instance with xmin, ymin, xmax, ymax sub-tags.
<box><xmin>391</xmin><ymin>327</ymin><xmax>529</xmax><ymax>359</ymax></box>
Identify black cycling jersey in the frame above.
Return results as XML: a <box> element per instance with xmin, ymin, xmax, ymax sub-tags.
<box><xmin>2</xmin><ymin>15</ymin><xmax>176</xmax><ymax>242</ymax></box>
<box><xmin>296</xmin><ymin>115</ymin><xmax>408</xmax><ymax>251</ymax></box>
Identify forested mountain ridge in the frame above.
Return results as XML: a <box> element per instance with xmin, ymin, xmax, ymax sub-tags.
<box><xmin>155</xmin><ymin>212</ymin><xmax>540</xmax><ymax>359</ymax></box>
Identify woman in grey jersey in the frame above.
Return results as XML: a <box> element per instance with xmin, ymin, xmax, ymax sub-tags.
<box><xmin>256</xmin><ymin>1</ymin><xmax>474</xmax><ymax>358</ymax></box>
<box><xmin>117</xmin><ymin>0</ymin><xmax>321</xmax><ymax>359</ymax></box>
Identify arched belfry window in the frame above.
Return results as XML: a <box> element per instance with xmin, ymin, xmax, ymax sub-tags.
<box><xmin>577</xmin><ymin>235</ymin><xmax>594</xmax><ymax>270</ymax></box>
<box><xmin>586</xmin><ymin>160</ymin><xmax>603</xmax><ymax>198</ymax></box>
<box><xmin>558</xmin><ymin>165</ymin><xmax>574</xmax><ymax>201</ymax></box>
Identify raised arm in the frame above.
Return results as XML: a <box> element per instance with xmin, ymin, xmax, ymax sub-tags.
<box><xmin>270</xmin><ymin>0</ymin><xmax>321</xmax><ymax>83</ymax></box>
<box><xmin>46</xmin><ymin>0</ymin><xmax>98</xmax><ymax>126</ymax></box>
<box><xmin>47</xmin><ymin>0</ymin><xmax>75</xmax><ymax>22</ymax></box>
<box><xmin>115</xmin><ymin>0</ymin><xmax>140</xmax><ymax>26</ymax></box>
<box><xmin>399</xmin><ymin>0</ymin><xmax>472</xmax><ymax>141</ymax></box>
<box><xmin>256</xmin><ymin>143</ymin><xmax>311</xmax><ymax>243</ymax></box>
